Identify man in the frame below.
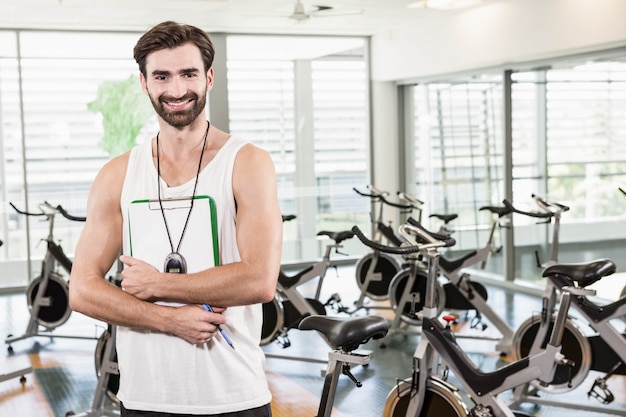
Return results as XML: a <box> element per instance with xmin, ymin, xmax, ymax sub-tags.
<box><xmin>69</xmin><ymin>21</ymin><xmax>282</xmax><ymax>417</ymax></box>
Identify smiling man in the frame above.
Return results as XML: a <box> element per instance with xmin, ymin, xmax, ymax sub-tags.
<box><xmin>69</xmin><ymin>21</ymin><xmax>282</xmax><ymax>417</ymax></box>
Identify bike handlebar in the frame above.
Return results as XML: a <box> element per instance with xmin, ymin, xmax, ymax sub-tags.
<box><xmin>10</xmin><ymin>201</ymin><xmax>86</xmax><ymax>222</ymax></box>
<box><xmin>351</xmin><ymin>225</ymin><xmax>422</xmax><ymax>255</ymax></box>
<box><xmin>52</xmin><ymin>203</ymin><xmax>86</xmax><ymax>222</ymax></box>
<box><xmin>531</xmin><ymin>194</ymin><xmax>570</xmax><ymax>213</ymax></box>
<box><xmin>406</xmin><ymin>217</ymin><xmax>457</xmax><ymax>247</ymax></box>
<box><xmin>9</xmin><ymin>202</ymin><xmax>46</xmax><ymax>217</ymax></box>
<box><xmin>353</xmin><ymin>186</ymin><xmax>415</xmax><ymax>210</ymax></box>
<box><xmin>502</xmin><ymin>199</ymin><xmax>554</xmax><ymax>219</ymax></box>
<box><xmin>503</xmin><ymin>194</ymin><xmax>570</xmax><ymax>220</ymax></box>
<box><xmin>352</xmin><ymin>218</ymin><xmax>455</xmax><ymax>255</ymax></box>
<box><xmin>353</xmin><ymin>186</ymin><xmax>385</xmax><ymax>199</ymax></box>
<box><xmin>397</xmin><ymin>191</ymin><xmax>424</xmax><ymax>208</ymax></box>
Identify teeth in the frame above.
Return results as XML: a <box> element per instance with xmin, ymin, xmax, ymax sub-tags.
<box><xmin>166</xmin><ymin>101</ymin><xmax>189</xmax><ymax>108</ymax></box>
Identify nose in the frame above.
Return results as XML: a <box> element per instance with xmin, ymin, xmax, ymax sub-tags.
<box><xmin>168</xmin><ymin>76</ymin><xmax>187</xmax><ymax>99</ymax></box>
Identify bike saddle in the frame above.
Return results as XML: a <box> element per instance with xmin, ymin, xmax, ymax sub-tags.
<box><xmin>298</xmin><ymin>315</ymin><xmax>389</xmax><ymax>352</ymax></box>
<box><xmin>479</xmin><ymin>205</ymin><xmax>513</xmax><ymax>217</ymax></box>
<box><xmin>429</xmin><ymin>213</ymin><xmax>458</xmax><ymax>223</ymax></box>
<box><xmin>317</xmin><ymin>230</ymin><xmax>355</xmax><ymax>244</ymax></box>
<box><xmin>544</xmin><ymin>258</ymin><xmax>626</xmax><ymax>322</ymax></box>
<box><xmin>542</xmin><ymin>258</ymin><xmax>616</xmax><ymax>288</ymax></box>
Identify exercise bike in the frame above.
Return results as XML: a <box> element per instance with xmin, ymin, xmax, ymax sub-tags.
<box><xmin>353</xmin><ymin>221</ymin><xmax>614</xmax><ymax>417</ymax></box>
<box><xmin>349</xmin><ymin>186</ymin><xmax>422</xmax><ymax>312</ymax></box>
<box><xmin>261</xmin><ymin>229</ymin><xmax>355</xmax><ymax>351</ymax></box>
<box><xmin>505</xmin><ymin>197</ymin><xmax>626</xmax><ymax>415</ymax></box>
<box><xmin>5</xmin><ymin>201</ymin><xmax>98</xmax><ymax>352</ymax></box>
<box><xmin>386</xmin><ymin>206</ymin><xmax>516</xmax><ymax>354</ymax></box>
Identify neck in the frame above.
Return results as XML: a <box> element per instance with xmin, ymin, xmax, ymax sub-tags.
<box><xmin>155</xmin><ymin>121</ymin><xmax>210</xmax><ymax>187</ymax></box>
<box><xmin>156</xmin><ymin>118</ymin><xmax>208</xmax><ymax>146</ymax></box>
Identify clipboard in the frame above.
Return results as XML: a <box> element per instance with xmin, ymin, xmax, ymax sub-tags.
<box><xmin>127</xmin><ymin>195</ymin><xmax>219</xmax><ymax>273</ymax></box>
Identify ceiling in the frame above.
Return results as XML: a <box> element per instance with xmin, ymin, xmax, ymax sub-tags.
<box><xmin>0</xmin><ymin>0</ymin><xmax>498</xmax><ymax>36</ymax></box>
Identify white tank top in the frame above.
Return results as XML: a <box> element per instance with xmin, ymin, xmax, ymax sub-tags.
<box><xmin>117</xmin><ymin>136</ymin><xmax>271</xmax><ymax>414</ymax></box>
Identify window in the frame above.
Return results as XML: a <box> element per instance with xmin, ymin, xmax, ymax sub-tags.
<box><xmin>407</xmin><ymin>56</ymin><xmax>626</xmax><ymax>283</ymax></box>
<box><xmin>0</xmin><ymin>31</ymin><xmax>371</xmax><ymax>289</ymax></box>
<box><xmin>0</xmin><ymin>30</ymin><xmax>146</xmax><ymax>287</ymax></box>
<box><xmin>227</xmin><ymin>36</ymin><xmax>370</xmax><ymax>261</ymax></box>
<box><xmin>510</xmin><ymin>61</ymin><xmax>626</xmax><ymax>279</ymax></box>
<box><xmin>411</xmin><ymin>76</ymin><xmax>505</xmax><ymax>254</ymax></box>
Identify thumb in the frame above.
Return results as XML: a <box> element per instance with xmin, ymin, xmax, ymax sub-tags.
<box><xmin>119</xmin><ymin>254</ymin><xmax>136</xmax><ymax>266</ymax></box>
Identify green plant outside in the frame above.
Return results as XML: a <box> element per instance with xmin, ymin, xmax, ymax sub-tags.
<box><xmin>88</xmin><ymin>75</ymin><xmax>153</xmax><ymax>157</ymax></box>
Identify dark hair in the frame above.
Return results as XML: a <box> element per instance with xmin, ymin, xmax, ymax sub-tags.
<box><xmin>133</xmin><ymin>21</ymin><xmax>215</xmax><ymax>76</ymax></box>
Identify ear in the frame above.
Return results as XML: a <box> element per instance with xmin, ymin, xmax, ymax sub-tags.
<box><xmin>139</xmin><ymin>72</ymin><xmax>149</xmax><ymax>95</ymax></box>
<box><xmin>206</xmin><ymin>67</ymin><xmax>214</xmax><ymax>93</ymax></box>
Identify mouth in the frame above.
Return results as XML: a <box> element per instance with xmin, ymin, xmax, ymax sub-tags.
<box><xmin>161</xmin><ymin>95</ymin><xmax>195</xmax><ymax>111</ymax></box>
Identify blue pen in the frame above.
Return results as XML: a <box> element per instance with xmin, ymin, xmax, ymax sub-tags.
<box><xmin>202</xmin><ymin>304</ymin><xmax>235</xmax><ymax>349</ymax></box>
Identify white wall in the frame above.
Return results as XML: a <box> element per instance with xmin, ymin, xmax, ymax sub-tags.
<box><xmin>370</xmin><ymin>0</ymin><xmax>626</xmax><ymax>82</ymax></box>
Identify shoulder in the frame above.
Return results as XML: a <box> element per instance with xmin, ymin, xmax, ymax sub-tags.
<box><xmin>99</xmin><ymin>151</ymin><xmax>131</xmax><ymax>180</ymax></box>
<box><xmin>232</xmin><ymin>140</ymin><xmax>276</xmax><ymax>193</ymax></box>
<box><xmin>90</xmin><ymin>151</ymin><xmax>132</xmax><ymax>201</ymax></box>
<box><xmin>234</xmin><ymin>140</ymin><xmax>272</xmax><ymax>165</ymax></box>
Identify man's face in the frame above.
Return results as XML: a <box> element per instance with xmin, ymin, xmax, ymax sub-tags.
<box><xmin>141</xmin><ymin>42</ymin><xmax>212</xmax><ymax>128</ymax></box>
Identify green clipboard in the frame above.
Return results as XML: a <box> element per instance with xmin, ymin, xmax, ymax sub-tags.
<box><xmin>127</xmin><ymin>195</ymin><xmax>220</xmax><ymax>273</ymax></box>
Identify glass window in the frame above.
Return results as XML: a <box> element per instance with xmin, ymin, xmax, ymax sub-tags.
<box><xmin>411</xmin><ymin>76</ymin><xmax>505</xmax><ymax>257</ymax></box>
<box><xmin>0</xmin><ymin>31</ymin><xmax>371</xmax><ymax>289</ymax></box>
<box><xmin>227</xmin><ymin>35</ymin><xmax>369</xmax><ymax>261</ymax></box>
<box><xmin>511</xmin><ymin>61</ymin><xmax>626</xmax><ymax>280</ymax></box>
<box><xmin>0</xmin><ymin>30</ymin><xmax>145</xmax><ymax>288</ymax></box>
<box><xmin>408</xmin><ymin>57</ymin><xmax>626</xmax><ymax>283</ymax></box>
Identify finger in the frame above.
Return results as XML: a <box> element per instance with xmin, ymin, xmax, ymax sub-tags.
<box><xmin>119</xmin><ymin>255</ymin><xmax>135</xmax><ymax>266</ymax></box>
<box><xmin>197</xmin><ymin>332</ymin><xmax>215</xmax><ymax>345</ymax></box>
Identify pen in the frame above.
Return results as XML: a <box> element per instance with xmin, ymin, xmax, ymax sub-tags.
<box><xmin>202</xmin><ymin>304</ymin><xmax>235</xmax><ymax>350</ymax></box>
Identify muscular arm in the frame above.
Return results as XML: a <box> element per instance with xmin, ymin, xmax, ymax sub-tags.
<box><xmin>69</xmin><ymin>155</ymin><xmax>226</xmax><ymax>344</ymax></box>
<box><xmin>121</xmin><ymin>143</ymin><xmax>282</xmax><ymax>307</ymax></box>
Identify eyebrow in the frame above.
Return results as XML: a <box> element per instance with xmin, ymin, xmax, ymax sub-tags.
<box><xmin>151</xmin><ymin>68</ymin><xmax>200</xmax><ymax>77</ymax></box>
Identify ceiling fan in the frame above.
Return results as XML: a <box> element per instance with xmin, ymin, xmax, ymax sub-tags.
<box><xmin>286</xmin><ymin>0</ymin><xmax>363</xmax><ymax>22</ymax></box>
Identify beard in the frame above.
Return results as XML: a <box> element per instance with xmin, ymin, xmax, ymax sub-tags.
<box><xmin>148</xmin><ymin>90</ymin><xmax>207</xmax><ymax>128</ymax></box>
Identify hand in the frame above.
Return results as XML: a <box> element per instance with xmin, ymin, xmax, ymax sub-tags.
<box><xmin>119</xmin><ymin>255</ymin><xmax>161</xmax><ymax>301</ymax></box>
<box><xmin>168</xmin><ymin>304</ymin><xmax>228</xmax><ymax>345</ymax></box>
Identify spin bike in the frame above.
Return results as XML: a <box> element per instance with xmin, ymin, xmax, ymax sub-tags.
<box><xmin>505</xmin><ymin>197</ymin><xmax>626</xmax><ymax>415</ymax></box>
<box><xmin>353</xmin><ymin>221</ymin><xmax>612</xmax><ymax>417</ymax></box>
<box><xmin>261</xmin><ymin>228</ymin><xmax>355</xmax><ymax>351</ymax></box>
<box><xmin>386</xmin><ymin>206</ymin><xmax>516</xmax><ymax>354</ymax></box>
<box><xmin>5</xmin><ymin>201</ymin><xmax>98</xmax><ymax>352</ymax></box>
<box><xmin>349</xmin><ymin>186</ymin><xmax>422</xmax><ymax>312</ymax></box>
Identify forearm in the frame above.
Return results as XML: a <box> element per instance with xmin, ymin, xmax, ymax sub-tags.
<box><xmin>70</xmin><ymin>273</ymin><xmax>171</xmax><ymax>331</ymax></box>
<box><xmin>148</xmin><ymin>261</ymin><xmax>276</xmax><ymax>307</ymax></box>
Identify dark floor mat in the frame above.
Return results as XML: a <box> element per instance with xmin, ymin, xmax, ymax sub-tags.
<box><xmin>34</xmin><ymin>366</ymin><xmax>95</xmax><ymax>417</ymax></box>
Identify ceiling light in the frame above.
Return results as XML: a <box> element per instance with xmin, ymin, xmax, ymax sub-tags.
<box><xmin>407</xmin><ymin>0</ymin><xmax>485</xmax><ymax>10</ymax></box>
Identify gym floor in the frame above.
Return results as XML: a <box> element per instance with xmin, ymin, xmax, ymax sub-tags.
<box><xmin>1</xmin><ymin>264</ymin><xmax>625</xmax><ymax>417</ymax></box>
